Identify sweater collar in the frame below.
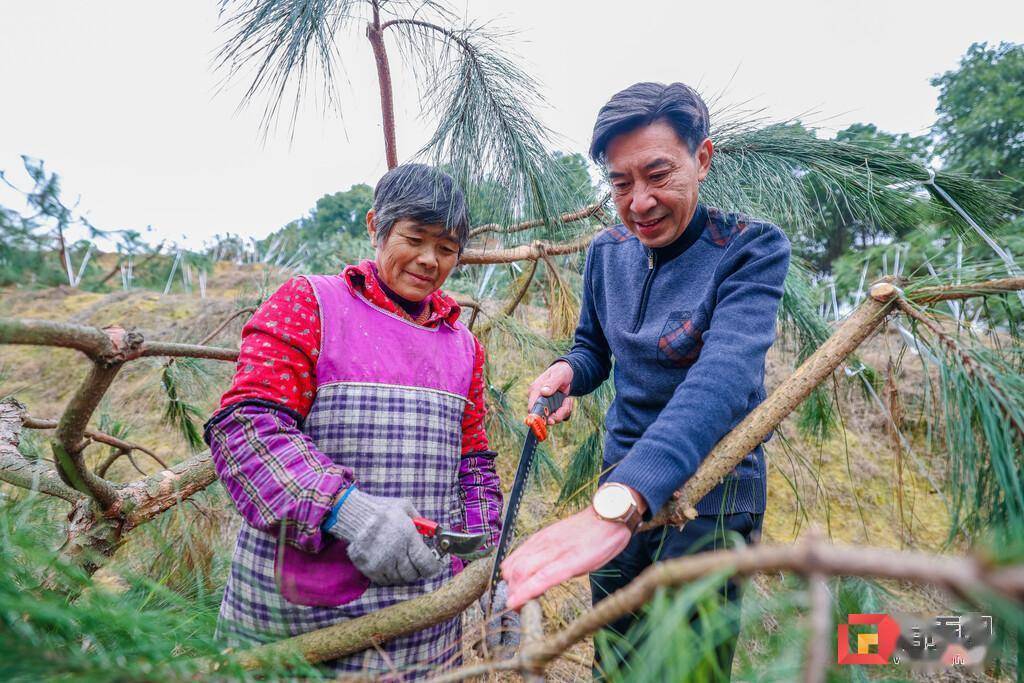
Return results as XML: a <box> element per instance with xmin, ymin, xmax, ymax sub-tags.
<box><xmin>651</xmin><ymin>203</ymin><xmax>707</xmax><ymax>263</ymax></box>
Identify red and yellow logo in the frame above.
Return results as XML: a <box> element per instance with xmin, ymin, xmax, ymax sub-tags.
<box><xmin>837</xmin><ymin>614</ymin><xmax>900</xmax><ymax>665</ymax></box>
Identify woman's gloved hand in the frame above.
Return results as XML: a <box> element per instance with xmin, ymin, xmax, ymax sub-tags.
<box><xmin>324</xmin><ymin>488</ymin><xmax>444</xmax><ymax>585</ymax></box>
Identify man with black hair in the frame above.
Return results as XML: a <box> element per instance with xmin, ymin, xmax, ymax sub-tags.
<box><xmin>501</xmin><ymin>82</ymin><xmax>791</xmax><ymax>679</ymax></box>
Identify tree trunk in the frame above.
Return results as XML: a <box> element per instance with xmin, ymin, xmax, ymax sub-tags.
<box><xmin>367</xmin><ymin>3</ymin><xmax>398</xmax><ymax>170</ymax></box>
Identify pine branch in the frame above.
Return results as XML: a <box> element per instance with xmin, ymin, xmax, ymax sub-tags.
<box><xmin>0</xmin><ymin>399</ymin><xmax>84</xmax><ymax>504</ymax></box>
<box><xmin>460</xmin><ymin>231</ymin><xmax>599</xmax><ymax>265</ymax></box>
<box><xmin>21</xmin><ymin>414</ymin><xmax>168</xmax><ymax>474</ymax></box>
<box><xmin>469</xmin><ymin>196</ymin><xmax>609</xmax><ymax>238</ymax></box>
<box><xmin>896</xmin><ymin>297</ymin><xmax>1024</xmax><ymax>440</ymax></box>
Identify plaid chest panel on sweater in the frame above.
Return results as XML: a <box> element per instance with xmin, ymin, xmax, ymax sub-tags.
<box><xmin>218</xmin><ymin>383</ymin><xmax>467</xmax><ymax>674</ymax></box>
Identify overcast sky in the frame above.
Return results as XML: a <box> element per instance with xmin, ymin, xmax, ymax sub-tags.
<box><xmin>2</xmin><ymin>1</ymin><xmax>1022</xmax><ymax>249</ymax></box>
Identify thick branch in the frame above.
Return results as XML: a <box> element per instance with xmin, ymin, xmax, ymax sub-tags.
<box><xmin>52</xmin><ymin>361</ymin><xmax>125</xmax><ymax>508</ymax></box>
<box><xmin>460</xmin><ymin>232</ymin><xmax>598</xmax><ymax>265</ymax></box>
<box><xmin>116</xmin><ymin>451</ymin><xmax>218</xmax><ymax>529</ymax></box>
<box><xmin>520</xmin><ymin>601</ymin><xmax>545</xmax><ymax>682</ymax></box>
<box><xmin>209</xmin><ymin>558</ymin><xmax>491</xmax><ymax>672</ymax></box>
<box><xmin>646</xmin><ymin>282</ymin><xmax>898</xmax><ymax>528</ymax></box>
<box><xmin>469</xmin><ymin>197</ymin><xmax>610</xmax><ymax>238</ymax></box>
<box><xmin>0</xmin><ymin>399</ymin><xmax>84</xmax><ymax>503</ymax></box>
<box><xmin>0</xmin><ymin>318</ymin><xmax>113</xmax><ymax>359</ymax></box>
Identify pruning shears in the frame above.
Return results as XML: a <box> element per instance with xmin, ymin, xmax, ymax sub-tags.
<box><xmin>412</xmin><ymin>517</ymin><xmax>486</xmax><ymax>561</ymax></box>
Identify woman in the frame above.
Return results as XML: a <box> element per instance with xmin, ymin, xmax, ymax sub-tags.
<box><xmin>204</xmin><ymin>164</ymin><xmax>502</xmax><ymax>676</ymax></box>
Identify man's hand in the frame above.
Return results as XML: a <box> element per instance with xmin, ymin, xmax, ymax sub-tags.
<box><xmin>527</xmin><ymin>361</ymin><xmax>575</xmax><ymax>424</ymax></box>
<box><xmin>500</xmin><ymin>506</ymin><xmax>633</xmax><ymax>610</ymax></box>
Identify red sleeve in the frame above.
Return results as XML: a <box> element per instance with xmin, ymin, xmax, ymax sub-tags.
<box><xmin>219</xmin><ymin>276</ymin><xmax>321</xmax><ymax>416</ymax></box>
<box><xmin>460</xmin><ymin>336</ymin><xmax>490</xmax><ymax>454</ymax></box>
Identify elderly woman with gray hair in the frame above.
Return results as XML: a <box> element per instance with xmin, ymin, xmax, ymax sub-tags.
<box><xmin>204</xmin><ymin>164</ymin><xmax>504</xmax><ymax>676</ymax></box>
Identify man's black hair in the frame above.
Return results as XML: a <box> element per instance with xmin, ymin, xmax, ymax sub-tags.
<box><xmin>589</xmin><ymin>82</ymin><xmax>710</xmax><ymax>164</ymax></box>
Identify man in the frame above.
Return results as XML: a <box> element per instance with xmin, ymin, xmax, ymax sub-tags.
<box><xmin>501</xmin><ymin>82</ymin><xmax>791</xmax><ymax>678</ymax></box>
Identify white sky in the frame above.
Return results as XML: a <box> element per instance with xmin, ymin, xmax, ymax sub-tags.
<box><xmin>1</xmin><ymin>0</ymin><xmax>1022</xmax><ymax>249</ymax></box>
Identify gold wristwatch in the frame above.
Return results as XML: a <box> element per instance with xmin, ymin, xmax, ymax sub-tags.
<box><xmin>592</xmin><ymin>483</ymin><xmax>642</xmax><ymax>532</ymax></box>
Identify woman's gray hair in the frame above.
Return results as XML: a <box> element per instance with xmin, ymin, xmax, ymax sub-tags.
<box><xmin>371</xmin><ymin>164</ymin><xmax>471</xmax><ymax>251</ymax></box>
<box><xmin>589</xmin><ymin>82</ymin><xmax>710</xmax><ymax>165</ymax></box>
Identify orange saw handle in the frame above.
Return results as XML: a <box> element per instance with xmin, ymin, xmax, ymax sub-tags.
<box><xmin>524</xmin><ymin>390</ymin><xmax>566</xmax><ymax>441</ymax></box>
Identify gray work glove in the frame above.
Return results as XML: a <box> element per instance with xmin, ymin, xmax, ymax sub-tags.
<box><xmin>324</xmin><ymin>489</ymin><xmax>444</xmax><ymax>586</ymax></box>
<box><xmin>478</xmin><ymin>580</ymin><xmax>521</xmax><ymax>655</ymax></box>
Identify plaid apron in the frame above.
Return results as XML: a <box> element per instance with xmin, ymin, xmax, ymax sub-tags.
<box><xmin>217</xmin><ymin>274</ymin><xmax>476</xmax><ymax>678</ymax></box>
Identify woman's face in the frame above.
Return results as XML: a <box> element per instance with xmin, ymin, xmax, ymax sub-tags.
<box><xmin>367</xmin><ymin>211</ymin><xmax>460</xmax><ymax>302</ymax></box>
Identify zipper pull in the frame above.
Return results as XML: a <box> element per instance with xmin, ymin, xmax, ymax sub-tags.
<box><xmin>647</xmin><ymin>250</ymin><xmax>655</xmax><ymax>269</ymax></box>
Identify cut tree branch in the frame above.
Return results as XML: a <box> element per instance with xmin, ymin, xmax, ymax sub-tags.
<box><xmin>474</xmin><ymin>258</ymin><xmax>539</xmax><ymax>337</ymax></box>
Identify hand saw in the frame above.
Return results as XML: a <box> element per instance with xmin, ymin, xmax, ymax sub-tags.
<box><xmin>489</xmin><ymin>390</ymin><xmax>566</xmax><ymax>592</ymax></box>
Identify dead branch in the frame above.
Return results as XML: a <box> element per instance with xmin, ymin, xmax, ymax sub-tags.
<box><xmin>460</xmin><ymin>231</ymin><xmax>599</xmax><ymax>265</ymax></box>
<box><xmin>468</xmin><ymin>196</ymin><xmax>610</xmax><ymax>238</ymax></box>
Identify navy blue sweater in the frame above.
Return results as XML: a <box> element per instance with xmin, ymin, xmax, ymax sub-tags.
<box><xmin>560</xmin><ymin>204</ymin><xmax>791</xmax><ymax>517</ymax></box>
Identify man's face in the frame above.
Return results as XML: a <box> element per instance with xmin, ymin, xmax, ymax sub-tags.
<box><xmin>606</xmin><ymin>120</ymin><xmax>713</xmax><ymax>249</ymax></box>
<box><xmin>367</xmin><ymin>213</ymin><xmax>460</xmax><ymax>302</ymax></box>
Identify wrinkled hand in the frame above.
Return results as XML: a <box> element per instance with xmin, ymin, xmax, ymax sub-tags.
<box><xmin>501</xmin><ymin>507</ymin><xmax>632</xmax><ymax>610</ymax></box>
<box><xmin>325</xmin><ymin>489</ymin><xmax>444</xmax><ymax>586</ymax></box>
<box><xmin>526</xmin><ymin>361</ymin><xmax>574</xmax><ymax>424</ymax></box>
<box><xmin>478</xmin><ymin>580</ymin><xmax>521</xmax><ymax>656</ymax></box>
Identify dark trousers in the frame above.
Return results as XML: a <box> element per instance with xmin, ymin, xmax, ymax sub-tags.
<box><xmin>589</xmin><ymin>512</ymin><xmax>763</xmax><ymax>681</ymax></box>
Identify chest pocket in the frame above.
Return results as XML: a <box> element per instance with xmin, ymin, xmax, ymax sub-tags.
<box><xmin>657</xmin><ymin>305</ymin><xmax>708</xmax><ymax>368</ymax></box>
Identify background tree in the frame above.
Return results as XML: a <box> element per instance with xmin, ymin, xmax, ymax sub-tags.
<box><xmin>932</xmin><ymin>41</ymin><xmax>1024</xmax><ymax>212</ymax></box>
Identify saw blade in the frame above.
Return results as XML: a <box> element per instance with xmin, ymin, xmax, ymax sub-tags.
<box><xmin>489</xmin><ymin>428</ymin><xmax>539</xmax><ymax>588</ymax></box>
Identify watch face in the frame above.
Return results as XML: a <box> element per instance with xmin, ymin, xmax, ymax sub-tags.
<box><xmin>594</xmin><ymin>485</ymin><xmax>633</xmax><ymax>519</ymax></box>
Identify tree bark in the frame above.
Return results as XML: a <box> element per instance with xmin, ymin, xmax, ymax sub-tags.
<box><xmin>460</xmin><ymin>231</ymin><xmax>599</xmax><ymax>265</ymax></box>
<box><xmin>367</xmin><ymin>3</ymin><xmax>398</xmax><ymax>170</ymax></box>
<box><xmin>469</xmin><ymin>197</ymin><xmax>609</xmax><ymax>238</ymax></box>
